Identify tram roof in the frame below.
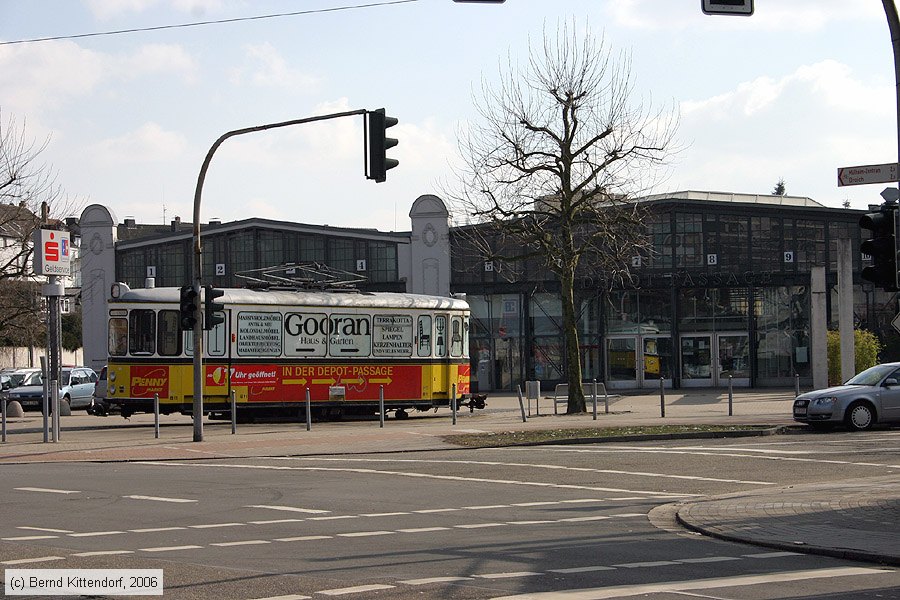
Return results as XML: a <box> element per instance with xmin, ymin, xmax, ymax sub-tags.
<box><xmin>112</xmin><ymin>285</ymin><xmax>469</xmax><ymax>311</ymax></box>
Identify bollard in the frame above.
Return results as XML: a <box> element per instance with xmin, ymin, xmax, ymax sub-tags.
<box><xmin>452</xmin><ymin>383</ymin><xmax>457</xmax><ymax>426</ymax></box>
<box><xmin>1</xmin><ymin>397</ymin><xmax>6</xmax><ymax>443</ymax></box>
<box><xmin>305</xmin><ymin>388</ymin><xmax>312</xmax><ymax>431</ymax></box>
<box><xmin>51</xmin><ymin>384</ymin><xmax>59</xmax><ymax>443</ymax></box>
<box><xmin>795</xmin><ymin>373</ymin><xmax>801</xmax><ymax>397</ymax></box>
<box><xmin>604</xmin><ymin>384</ymin><xmax>610</xmax><ymax>415</ymax></box>
<box><xmin>154</xmin><ymin>393</ymin><xmax>160</xmax><ymax>439</ymax></box>
<box><xmin>231</xmin><ymin>389</ymin><xmax>237</xmax><ymax>435</ymax></box>
<box><xmin>516</xmin><ymin>385</ymin><xmax>528</xmax><ymax>423</ymax></box>
<box><xmin>379</xmin><ymin>385</ymin><xmax>385</xmax><ymax>428</ymax></box>
<box><xmin>592</xmin><ymin>379</ymin><xmax>598</xmax><ymax>421</ymax></box>
<box><xmin>659</xmin><ymin>377</ymin><xmax>665</xmax><ymax>418</ymax></box>
<box><xmin>728</xmin><ymin>375</ymin><xmax>734</xmax><ymax>417</ymax></box>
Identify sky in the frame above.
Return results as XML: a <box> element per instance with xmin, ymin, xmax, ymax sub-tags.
<box><xmin>0</xmin><ymin>0</ymin><xmax>896</xmax><ymax>232</ymax></box>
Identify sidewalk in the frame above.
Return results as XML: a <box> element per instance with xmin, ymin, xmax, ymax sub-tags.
<box><xmin>1</xmin><ymin>388</ymin><xmax>899</xmax><ymax>567</ymax></box>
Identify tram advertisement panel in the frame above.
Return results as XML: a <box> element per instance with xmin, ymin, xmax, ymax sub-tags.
<box><xmin>205</xmin><ymin>363</ymin><xmax>424</xmax><ymax>402</ymax></box>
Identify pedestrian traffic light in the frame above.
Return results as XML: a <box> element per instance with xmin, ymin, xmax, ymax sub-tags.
<box><xmin>366</xmin><ymin>108</ymin><xmax>398</xmax><ymax>183</ymax></box>
<box><xmin>203</xmin><ymin>285</ymin><xmax>225</xmax><ymax>331</ymax></box>
<box><xmin>179</xmin><ymin>285</ymin><xmax>199</xmax><ymax>330</ymax></box>
<box><xmin>860</xmin><ymin>203</ymin><xmax>899</xmax><ymax>291</ymax></box>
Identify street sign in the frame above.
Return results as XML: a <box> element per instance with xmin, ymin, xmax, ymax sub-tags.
<box><xmin>32</xmin><ymin>229</ymin><xmax>71</xmax><ymax>276</ymax></box>
<box><xmin>837</xmin><ymin>162</ymin><xmax>899</xmax><ymax>187</ymax></box>
<box><xmin>892</xmin><ymin>312</ymin><xmax>900</xmax><ymax>335</ymax></box>
<box><xmin>701</xmin><ymin>0</ymin><xmax>753</xmax><ymax>15</ymax></box>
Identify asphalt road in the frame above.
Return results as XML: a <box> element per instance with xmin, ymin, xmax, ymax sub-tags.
<box><xmin>2</xmin><ymin>431</ymin><xmax>900</xmax><ymax>599</ymax></box>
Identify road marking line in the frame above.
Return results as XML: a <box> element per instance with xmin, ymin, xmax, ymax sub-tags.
<box><xmin>2</xmin><ymin>556</ymin><xmax>65</xmax><ymax>565</ymax></box>
<box><xmin>488</xmin><ymin>567</ymin><xmax>891</xmax><ymax>599</ymax></box>
<box><xmin>743</xmin><ymin>551</ymin><xmax>804</xmax><ymax>558</ymax></box>
<box><xmin>475</xmin><ymin>572</ymin><xmax>543</xmax><ymax>579</ymax></box>
<box><xmin>125</xmin><ymin>494</ymin><xmax>197</xmax><ymax>503</ymax></box>
<box><xmin>249</xmin><ymin>519</ymin><xmax>306</xmax><ymax>525</ymax></box>
<box><xmin>466</xmin><ymin>505</ymin><xmax>508</xmax><ymax>510</ymax></box>
<box><xmin>549</xmin><ymin>566</ymin><xmax>617</xmax><ymax>574</ymax></box>
<box><xmin>317</xmin><ymin>584</ymin><xmax>395</xmax><ymax>595</ymax></box>
<box><xmin>455</xmin><ymin>523</ymin><xmax>506</xmax><ymax>529</ymax></box>
<box><xmin>309</xmin><ymin>515</ymin><xmax>358</xmax><ymax>521</ymax></box>
<box><xmin>559</xmin><ymin>516</ymin><xmax>610</xmax><ymax>522</ymax></box>
<box><xmin>211</xmin><ymin>540</ymin><xmax>271</xmax><ymax>547</ymax></box>
<box><xmin>189</xmin><ymin>523</ymin><xmax>244</xmax><ymax>529</ymax></box>
<box><xmin>246</xmin><ymin>505</ymin><xmax>330</xmax><ymax>514</ymax></box>
<box><xmin>140</xmin><ymin>545</ymin><xmax>204</xmax><ymax>552</ymax></box>
<box><xmin>678</xmin><ymin>556</ymin><xmax>742</xmax><ymax>564</ymax></box>
<box><xmin>248</xmin><ymin>595</ymin><xmax>311</xmax><ymax>600</ymax></box>
<box><xmin>17</xmin><ymin>526</ymin><xmax>73</xmax><ymax>533</ymax></box>
<box><xmin>399</xmin><ymin>576</ymin><xmax>474</xmax><ymax>585</ymax></box>
<box><xmin>560</xmin><ymin>499</ymin><xmax>606</xmax><ymax>504</ymax></box>
<box><xmin>512</xmin><ymin>501</ymin><xmax>558</xmax><ymax>507</ymax></box>
<box><xmin>129</xmin><ymin>527</ymin><xmax>187</xmax><ymax>533</ymax></box>
<box><xmin>507</xmin><ymin>520</ymin><xmax>555</xmax><ymax>525</ymax></box>
<box><xmin>68</xmin><ymin>531</ymin><xmax>126</xmax><ymax>537</ymax></box>
<box><xmin>414</xmin><ymin>508</ymin><xmax>460</xmax><ymax>513</ymax></box>
<box><xmin>614</xmin><ymin>560</ymin><xmax>679</xmax><ymax>568</ymax></box>
<box><xmin>2</xmin><ymin>535</ymin><xmax>58</xmax><ymax>541</ymax></box>
<box><xmin>15</xmin><ymin>487</ymin><xmax>79</xmax><ymax>494</ymax></box>
<box><xmin>275</xmin><ymin>535</ymin><xmax>332</xmax><ymax>542</ymax></box>
<box><xmin>397</xmin><ymin>527</ymin><xmax>450</xmax><ymax>533</ymax></box>
<box><xmin>336</xmin><ymin>531</ymin><xmax>394</xmax><ymax>537</ymax></box>
<box><xmin>361</xmin><ymin>512</ymin><xmax>410</xmax><ymax>517</ymax></box>
<box><xmin>72</xmin><ymin>550</ymin><xmax>135</xmax><ymax>557</ymax></box>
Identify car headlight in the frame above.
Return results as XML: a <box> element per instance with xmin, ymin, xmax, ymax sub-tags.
<box><xmin>812</xmin><ymin>396</ymin><xmax>837</xmax><ymax>407</ymax></box>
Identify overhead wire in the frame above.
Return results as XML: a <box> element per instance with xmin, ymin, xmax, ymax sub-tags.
<box><xmin>0</xmin><ymin>0</ymin><xmax>419</xmax><ymax>46</ymax></box>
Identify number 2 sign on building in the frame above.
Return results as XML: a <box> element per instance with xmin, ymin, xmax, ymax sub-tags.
<box><xmin>32</xmin><ymin>229</ymin><xmax>72</xmax><ymax>276</ymax></box>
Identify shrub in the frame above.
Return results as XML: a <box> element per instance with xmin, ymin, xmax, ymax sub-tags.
<box><xmin>827</xmin><ymin>329</ymin><xmax>881</xmax><ymax>386</ymax></box>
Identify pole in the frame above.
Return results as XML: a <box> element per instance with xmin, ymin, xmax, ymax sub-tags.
<box><xmin>452</xmin><ymin>383</ymin><xmax>457</xmax><ymax>425</ymax></box>
<box><xmin>191</xmin><ymin>110</ymin><xmax>367</xmax><ymax>442</ymax></box>
<box><xmin>728</xmin><ymin>375</ymin><xmax>734</xmax><ymax>417</ymax></box>
<box><xmin>795</xmin><ymin>373</ymin><xmax>801</xmax><ymax>398</ymax></box>
<box><xmin>883</xmin><ymin>0</ymin><xmax>900</xmax><ymax>320</ymax></box>
<box><xmin>659</xmin><ymin>376</ymin><xmax>665</xmax><ymax>418</ymax></box>
<box><xmin>604</xmin><ymin>384</ymin><xmax>610</xmax><ymax>415</ymax></box>
<box><xmin>379</xmin><ymin>385</ymin><xmax>385</xmax><ymax>428</ymax></box>
<box><xmin>592</xmin><ymin>379</ymin><xmax>597</xmax><ymax>421</ymax></box>
<box><xmin>154</xmin><ymin>393</ymin><xmax>160</xmax><ymax>439</ymax></box>
<box><xmin>1</xmin><ymin>397</ymin><xmax>5</xmax><ymax>443</ymax></box>
<box><xmin>40</xmin><ymin>356</ymin><xmax>48</xmax><ymax>443</ymax></box>
<box><xmin>516</xmin><ymin>385</ymin><xmax>528</xmax><ymax>423</ymax></box>
<box><xmin>51</xmin><ymin>384</ymin><xmax>59</xmax><ymax>443</ymax></box>
<box><xmin>231</xmin><ymin>389</ymin><xmax>237</xmax><ymax>434</ymax></box>
<box><xmin>305</xmin><ymin>388</ymin><xmax>312</xmax><ymax>431</ymax></box>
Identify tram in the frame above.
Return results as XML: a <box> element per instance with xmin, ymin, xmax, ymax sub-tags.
<box><xmin>104</xmin><ymin>281</ymin><xmax>484</xmax><ymax>420</ymax></box>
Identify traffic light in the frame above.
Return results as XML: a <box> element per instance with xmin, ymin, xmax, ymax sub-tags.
<box><xmin>860</xmin><ymin>203</ymin><xmax>899</xmax><ymax>291</ymax></box>
<box><xmin>366</xmin><ymin>108</ymin><xmax>398</xmax><ymax>183</ymax></box>
<box><xmin>203</xmin><ymin>286</ymin><xmax>225</xmax><ymax>331</ymax></box>
<box><xmin>179</xmin><ymin>285</ymin><xmax>199</xmax><ymax>330</ymax></box>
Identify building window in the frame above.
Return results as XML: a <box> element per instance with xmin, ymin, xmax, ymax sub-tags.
<box><xmin>793</xmin><ymin>219</ymin><xmax>825</xmax><ymax>270</ymax></box>
<box><xmin>675</xmin><ymin>214</ymin><xmax>703</xmax><ymax>268</ymax></box>
<box><xmin>328</xmin><ymin>238</ymin><xmax>355</xmax><ymax>273</ymax></box>
<box><xmin>367</xmin><ymin>242</ymin><xmax>397</xmax><ymax>282</ymax></box>
<box><xmin>228</xmin><ymin>231</ymin><xmax>256</xmax><ymax>278</ymax></box>
<box><xmin>751</xmin><ymin>216</ymin><xmax>782</xmax><ymax>271</ymax></box>
<box><xmin>647</xmin><ymin>215</ymin><xmax>672</xmax><ymax>269</ymax></box>
<box><xmin>717</xmin><ymin>215</ymin><xmax>748</xmax><ymax>270</ymax></box>
<box><xmin>259</xmin><ymin>230</ymin><xmax>286</xmax><ymax>269</ymax></box>
<box><xmin>299</xmin><ymin>235</ymin><xmax>325</xmax><ymax>263</ymax></box>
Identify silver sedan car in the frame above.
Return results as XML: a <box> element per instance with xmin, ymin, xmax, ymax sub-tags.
<box><xmin>793</xmin><ymin>362</ymin><xmax>900</xmax><ymax>431</ymax></box>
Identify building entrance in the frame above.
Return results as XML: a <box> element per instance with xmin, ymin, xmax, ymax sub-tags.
<box><xmin>605</xmin><ymin>335</ymin><xmax>673</xmax><ymax>389</ymax></box>
<box><xmin>680</xmin><ymin>333</ymin><xmax>750</xmax><ymax>387</ymax></box>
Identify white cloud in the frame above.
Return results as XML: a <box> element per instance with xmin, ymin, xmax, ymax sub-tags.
<box><xmin>116</xmin><ymin>43</ymin><xmax>198</xmax><ymax>83</ymax></box>
<box><xmin>86</xmin><ymin>0</ymin><xmax>224</xmax><ymax>20</ymax></box>
<box><xmin>229</xmin><ymin>43</ymin><xmax>319</xmax><ymax>91</ymax></box>
<box><xmin>90</xmin><ymin>122</ymin><xmax>189</xmax><ymax>164</ymax></box>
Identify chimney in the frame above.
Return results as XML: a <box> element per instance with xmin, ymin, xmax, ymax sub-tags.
<box><xmin>124</xmin><ymin>218</ymin><xmax>137</xmax><ymax>229</ymax></box>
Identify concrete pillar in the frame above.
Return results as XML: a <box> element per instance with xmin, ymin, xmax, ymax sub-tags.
<box><xmin>838</xmin><ymin>239</ymin><xmax>856</xmax><ymax>381</ymax></box>
<box><xmin>810</xmin><ymin>266</ymin><xmax>828</xmax><ymax>389</ymax></box>
<box><xmin>78</xmin><ymin>205</ymin><xmax>118</xmax><ymax>373</ymax></box>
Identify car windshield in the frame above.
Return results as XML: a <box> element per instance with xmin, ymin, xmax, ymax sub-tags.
<box><xmin>20</xmin><ymin>370</ymin><xmax>72</xmax><ymax>386</ymax></box>
<box><xmin>846</xmin><ymin>364</ymin><xmax>897</xmax><ymax>386</ymax></box>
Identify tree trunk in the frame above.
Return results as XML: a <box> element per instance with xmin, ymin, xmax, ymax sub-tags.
<box><xmin>560</xmin><ymin>269</ymin><xmax>585</xmax><ymax>413</ymax></box>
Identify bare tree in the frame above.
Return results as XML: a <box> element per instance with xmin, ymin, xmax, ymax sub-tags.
<box><xmin>0</xmin><ymin>109</ymin><xmax>80</xmax><ymax>350</ymax></box>
<box><xmin>450</xmin><ymin>22</ymin><xmax>678</xmax><ymax>413</ymax></box>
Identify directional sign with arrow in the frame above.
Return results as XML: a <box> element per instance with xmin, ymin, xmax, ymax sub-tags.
<box><xmin>838</xmin><ymin>162</ymin><xmax>899</xmax><ymax>187</ymax></box>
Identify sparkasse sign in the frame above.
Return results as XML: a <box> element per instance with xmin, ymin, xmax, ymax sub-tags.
<box><xmin>32</xmin><ymin>229</ymin><xmax>71</xmax><ymax>276</ymax></box>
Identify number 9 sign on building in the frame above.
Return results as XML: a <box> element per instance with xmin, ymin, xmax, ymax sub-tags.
<box><xmin>32</xmin><ymin>229</ymin><xmax>72</xmax><ymax>276</ymax></box>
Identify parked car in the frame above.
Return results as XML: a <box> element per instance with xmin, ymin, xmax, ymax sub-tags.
<box><xmin>87</xmin><ymin>366</ymin><xmax>110</xmax><ymax>416</ymax></box>
<box><xmin>793</xmin><ymin>362</ymin><xmax>900</xmax><ymax>431</ymax></box>
<box><xmin>8</xmin><ymin>366</ymin><xmax>98</xmax><ymax>411</ymax></box>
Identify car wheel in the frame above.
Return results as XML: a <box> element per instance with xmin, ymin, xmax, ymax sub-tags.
<box><xmin>845</xmin><ymin>401</ymin><xmax>876</xmax><ymax>431</ymax></box>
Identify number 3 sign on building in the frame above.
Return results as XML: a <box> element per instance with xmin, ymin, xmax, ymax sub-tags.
<box><xmin>32</xmin><ymin>229</ymin><xmax>72</xmax><ymax>276</ymax></box>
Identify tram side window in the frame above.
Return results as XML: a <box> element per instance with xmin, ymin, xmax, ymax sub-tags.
<box><xmin>417</xmin><ymin>315</ymin><xmax>432</xmax><ymax>357</ymax></box>
<box><xmin>129</xmin><ymin>309</ymin><xmax>156</xmax><ymax>355</ymax></box>
<box><xmin>463</xmin><ymin>316</ymin><xmax>470</xmax><ymax>358</ymax></box>
<box><xmin>435</xmin><ymin>315</ymin><xmax>447</xmax><ymax>357</ymax></box>
<box><xmin>157</xmin><ymin>310</ymin><xmax>182</xmax><ymax>357</ymax></box>
<box><xmin>450</xmin><ymin>316</ymin><xmax>463</xmax><ymax>357</ymax></box>
<box><xmin>109</xmin><ymin>318</ymin><xmax>128</xmax><ymax>357</ymax></box>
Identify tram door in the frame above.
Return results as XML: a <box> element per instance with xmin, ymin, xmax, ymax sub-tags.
<box><xmin>680</xmin><ymin>333</ymin><xmax>750</xmax><ymax>387</ymax></box>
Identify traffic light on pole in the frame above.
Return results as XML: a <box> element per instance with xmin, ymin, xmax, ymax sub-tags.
<box><xmin>860</xmin><ymin>203</ymin><xmax>899</xmax><ymax>291</ymax></box>
<box><xmin>179</xmin><ymin>285</ymin><xmax>199</xmax><ymax>330</ymax></box>
<box><xmin>366</xmin><ymin>108</ymin><xmax>399</xmax><ymax>183</ymax></box>
<box><xmin>203</xmin><ymin>285</ymin><xmax>225</xmax><ymax>331</ymax></box>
